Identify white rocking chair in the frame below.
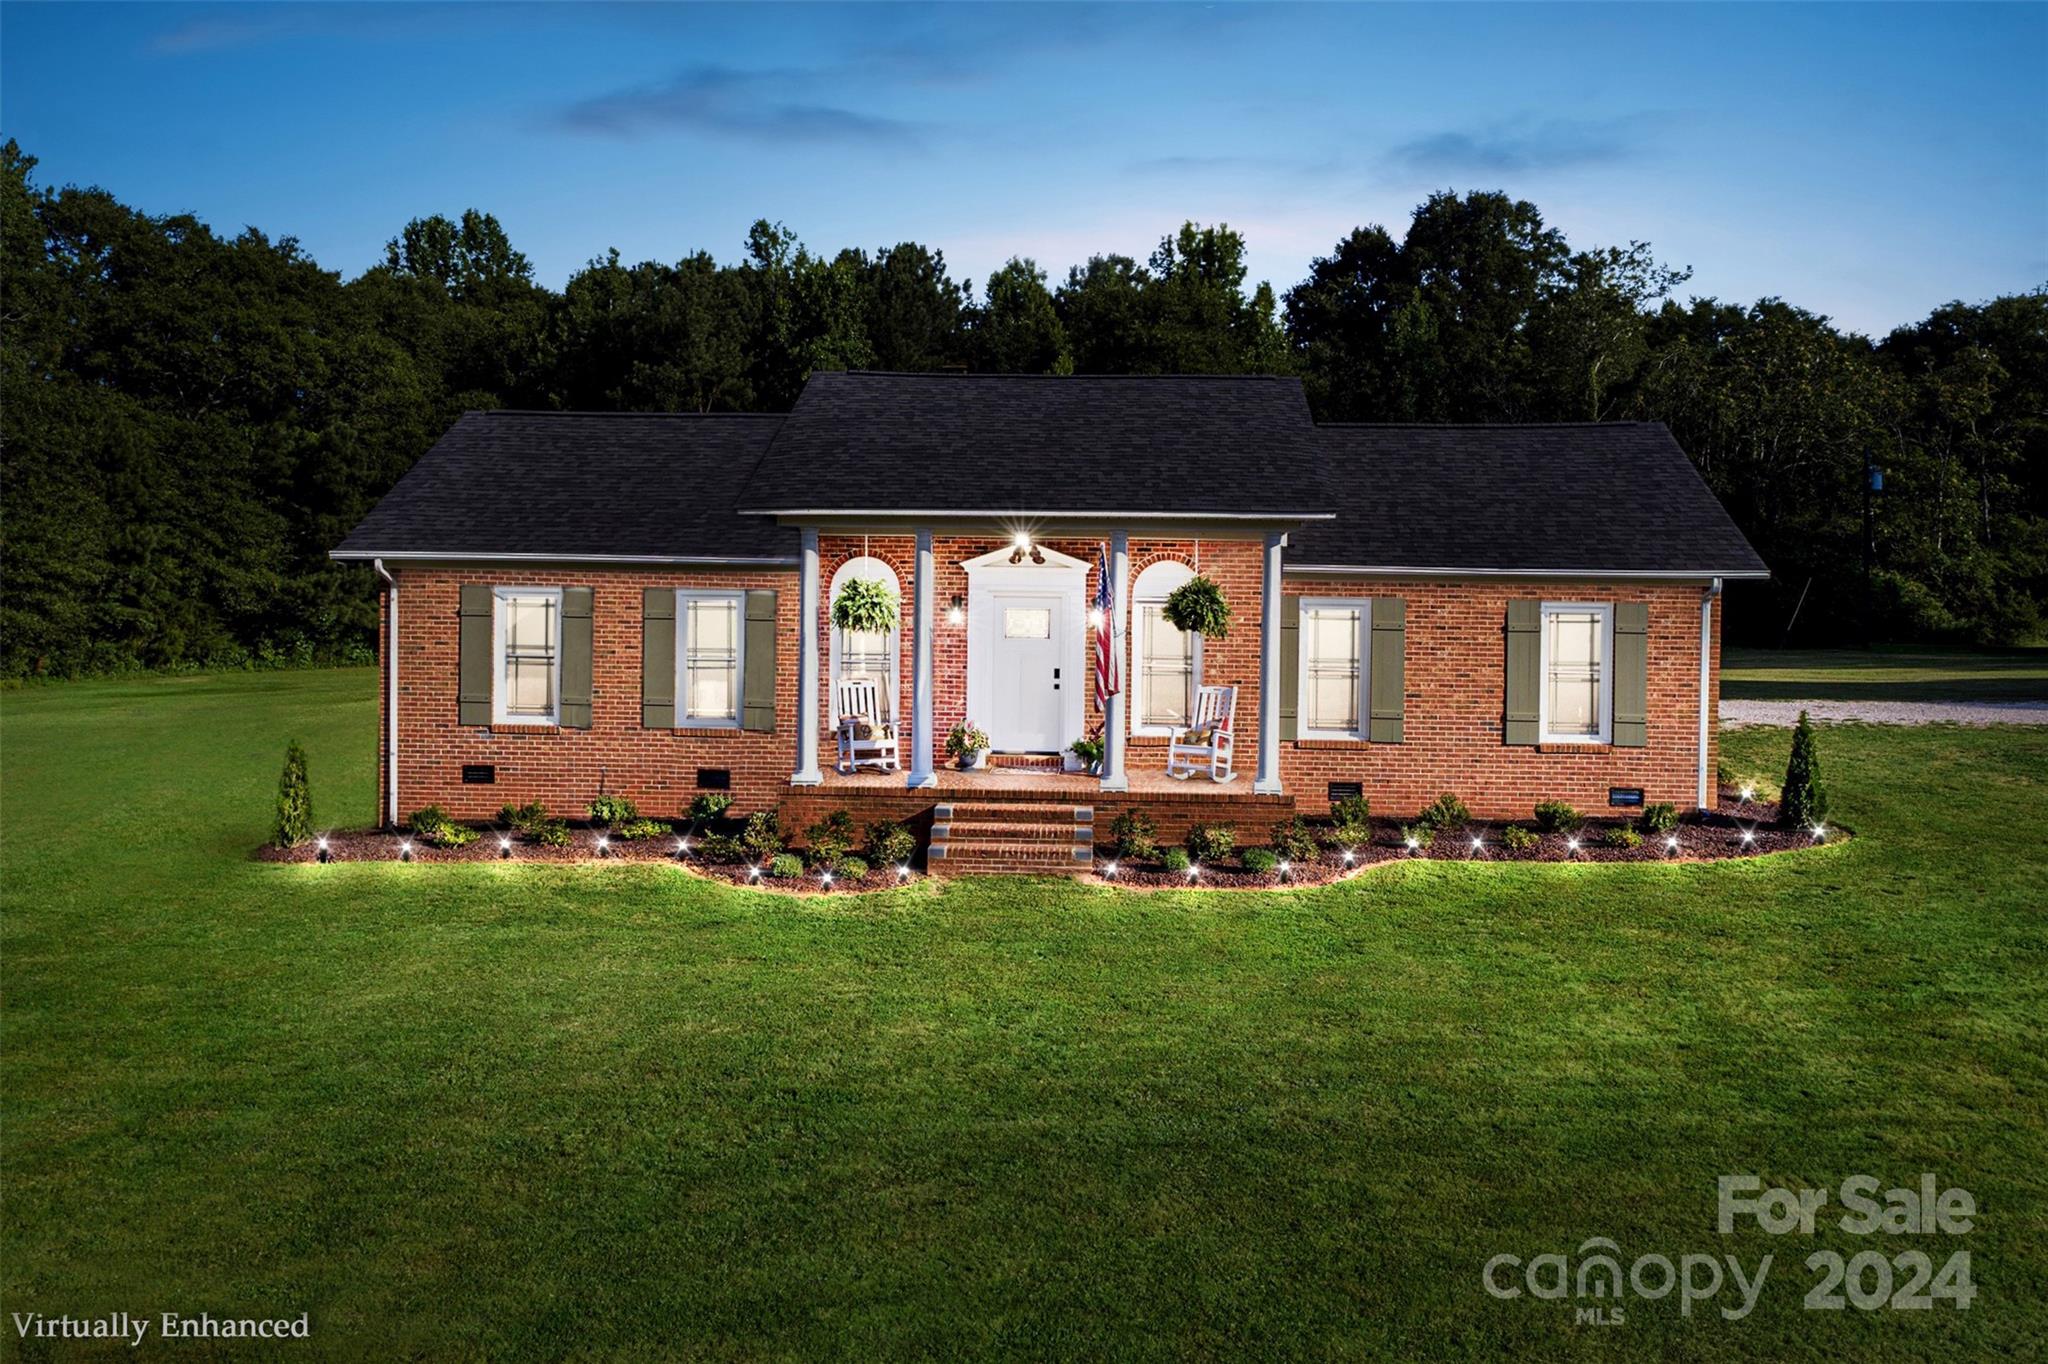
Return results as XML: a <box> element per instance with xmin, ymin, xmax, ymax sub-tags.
<box><xmin>834</xmin><ymin>679</ymin><xmax>900</xmax><ymax>775</ymax></box>
<box><xmin>1167</xmin><ymin>685</ymin><xmax>1238</xmax><ymax>782</ymax></box>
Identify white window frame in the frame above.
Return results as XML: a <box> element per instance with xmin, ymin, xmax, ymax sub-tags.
<box><xmin>1537</xmin><ymin>600</ymin><xmax>1614</xmax><ymax>745</ymax></box>
<box><xmin>1296</xmin><ymin>596</ymin><xmax>1370</xmax><ymax>741</ymax></box>
<box><xmin>675</xmin><ymin>589</ymin><xmax>747</xmax><ymax>730</ymax></box>
<box><xmin>491</xmin><ymin>586</ymin><xmax>563</xmax><ymax>727</ymax></box>
<box><xmin>828</xmin><ymin>555</ymin><xmax>900</xmax><ymax>723</ymax></box>
<box><xmin>1129</xmin><ymin>560</ymin><xmax>1203</xmax><ymax>736</ymax></box>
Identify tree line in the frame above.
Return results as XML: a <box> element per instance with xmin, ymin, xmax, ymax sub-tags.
<box><xmin>3</xmin><ymin>138</ymin><xmax>2042</xmax><ymax>677</ymax></box>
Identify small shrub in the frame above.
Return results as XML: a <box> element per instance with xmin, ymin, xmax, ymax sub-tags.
<box><xmin>945</xmin><ymin>721</ymin><xmax>990</xmax><ymax>759</ymax></box>
<box><xmin>1401</xmin><ymin>823</ymin><xmax>1437</xmax><ymax>850</ymax></box>
<box><xmin>1500</xmin><ymin>824</ymin><xmax>1539</xmax><ymax>853</ymax></box>
<box><xmin>1781</xmin><ymin>710</ymin><xmax>1829</xmax><ymax>826</ymax></box>
<box><xmin>1109</xmin><ymin>809</ymin><xmax>1158</xmax><ymax>861</ymax></box>
<box><xmin>1269</xmin><ymin>816</ymin><xmax>1320</xmax><ymax>862</ymax></box>
<box><xmin>742</xmin><ymin>811</ymin><xmax>784</xmax><ymax>859</ymax></box>
<box><xmin>1638</xmin><ymin>802</ymin><xmax>1679</xmax><ymax>835</ymax></box>
<box><xmin>866</xmin><ymin>820</ymin><xmax>917</xmax><ymax>867</ymax></box>
<box><xmin>1185</xmin><ymin>823</ymin><xmax>1237</xmax><ymax>863</ymax></box>
<box><xmin>688</xmin><ymin>792</ymin><xmax>733</xmax><ymax>822</ymax></box>
<box><xmin>768</xmin><ymin>852</ymin><xmax>804</xmax><ymax>879</ymax></box>
<box><xmin>1328</xmin><ymin>794</ymin><xmax>1372</xmax><ymax>843</ymax></box>
<box><xmin>1603</xmin><ymin>826</ymin><xmax>1643</xmax><ymax>849</ymax></box>
<box><xmin>1418</xmin><ymin>793</ymin><xmax>1471</xmax><ymax>832</ymax></box>
<box><xmin>831</xmin><ymin>575</ymin><xmax>899</xmax><ymax>634</ymax></box>
<box><xmin>1534</xmin><ymin>800</ymin><xmax>1584</xmax><ymax>834</ymax></box>
<box><xmin>588</xmin><ymin>794</ymin><xmax>639</xmax><ymax>827</ymax></box>
<box><xmin>528</xmin><ymin>818</ymin><xmax>571</xmax><ymax>847</ymax></box>
<box><xmin>613</xmin><ymin>818</ymin><xmax>670</xmax><ymax>841</ymax></box>
<box><xmin>409</xmin><ymin>806</ymin><xmax>479</xmax><ymax>849</ymax></box>
<box><xmin>835</xmin><ymin>856</ymin><xmax>870</xmax><ymax>880</ymax></box>
<box><xmin>1242</xmin><ymin>848</ymin><xmax>1279</xmax><ymax>874</ymax></box>
<box><xmin>273</xmin><ymin>740</ymin><xmax>312</xmax><ymax>848</ymax></box>
<box><xmin>1160</xmin><ymin>847</ymin><xmax>1191</xmax><ymax>873</ymax></box>
<box><xmin>1068</xmin><ymin>734</ymin><xmax>1105</xmax><ymax>768</ymax></box>
<box><xmin>499</xmin><ymin>801</ymin><xmax>547</xmax><ymax>832</ymax></box>
<box><xmin>804</xmin><ymin>809</ymin><xmax>857</xmax><ymax>864</ymax></box>
<box><xmin>1161</xmin><ymin>574</ymin><xmax>1232</xmax><ymax>639</ymax></box>
<box><xmin>697</xmin><ymin>832</ymin><xmax>747</xmax><ymax>863</ymax></box>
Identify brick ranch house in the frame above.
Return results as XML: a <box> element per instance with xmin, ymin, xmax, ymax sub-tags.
<box><xmin>332</xmin><ymin>371</ymin><xmax>1766</xmax><ymax>859</ymax></box>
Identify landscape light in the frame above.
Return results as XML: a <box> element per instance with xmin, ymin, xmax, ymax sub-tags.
<box><xmin>1740</xmin><ymin>785</ymin><xmax>1756</xmax><ymax>802</ymax></box>
<box><xmin>677</xmin><ymin>837</ymin><xmax>690</xmax><ymax>856</ymax></box>
<box><xmin>896</xmin><ymin>864</ymin><xmax>910</xmax><ymax>880</ymax></box>
<box><xmin>1186</xmin><ymin>864</ymin><xmax>1199</xmax><ymax>881</ymax></box>
<box><xmin>1665</xmin><ymin>836</ymin><xmax>1680</xmax><ymax>854</ymax></box>
<box><xmin>748</xmin><ymin>865</ymin><xmax>762</xmax><ymax>880</ymax></box>
<box><xmin>1403</xmin><ymin>837</ymin><xmax>1418</xmax><ymax>852</ymax></box>
<box><xmin>1102</xmin><ymin>861</ymin><xmax>1118</xmax><ymax>878</ymax></box>
<box><xmin>596</xmin><ymin>835</ymin><xmax>610</xmax><ymax>857</ymax></box>
<box><xmin>499</xmin><ymin>836</ymin><xmax>512</xmax><ymax>859</ymax></box>
<box><xmin>1740</xmin><ymin>829</ymin><xmax>1756</xmax><ymax>845</ymax></box>
<box><xmin>398</xmin><ymin>840</ymin><xmax>413</xmax><ymax>862</ymax></box>
<box><xmin>316</xmin><ymin>836</ymin><xmax>330</xmax><ymax>864</ymax></box>
<box><xmin>1277</xmin><ymin>860</ymin><xmax>1291</xmax><ymax>878</ymax></box>
<box><xmin>821</xmin><ymin>871</ymin><xmax>834</xmax><ymax>887</ymax></box>
<box><xmin>1566</xmin><ymin>838</ymin><xmax>1580</xmax><ymax>853</ymax></box>
<box><xmin>1811</xmin><ymin>824</ymin><xmax>1827</xmax><ymax>841</ymax></box>
<box><xmin>1469</xmin><ymin>836</ymin><xmax>1484</xmax><ymax>853</ymax></box>
<box><xmin>1343</xmin><ymin>848</ymin><xmax>1358</xmax><ymax>864</ymax></box>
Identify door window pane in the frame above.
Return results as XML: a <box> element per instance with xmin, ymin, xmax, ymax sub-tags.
<box><xmin>1003</xmin><ymin>607</ymin><xmax>1051</xmax><ymax>639</ymax></box>
<box><xmin>1545</xmin><ymin>609</ymin><xmax>1604</xmax><ymax>738</ymax></box>
<box><xmin>1303</xmin><ymin>605</ymin><xmax>1362</xmax><ymax>734</ymax></box>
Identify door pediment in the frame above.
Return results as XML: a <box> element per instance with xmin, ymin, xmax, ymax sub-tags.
<box><xmin>960</xmin><ymin>543</ymin><xmax>1093</xmax><ymax>576</ymax></box>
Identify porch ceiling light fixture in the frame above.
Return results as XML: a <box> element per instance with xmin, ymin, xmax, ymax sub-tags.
<box><xmin>1008</xmin><ymin>532</ymin><xmax>1044</xmax><ymax>566</ymax></box>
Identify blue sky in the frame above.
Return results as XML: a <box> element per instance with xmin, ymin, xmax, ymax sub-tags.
<box><xmin>3</xmin><ymin>1</ymin><xmax>2043</xmax><ymax>336</ymax></box>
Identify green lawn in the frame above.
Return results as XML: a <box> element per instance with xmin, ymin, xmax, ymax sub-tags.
<box><xmin>1722</xmin><ymin>646</ymin><xmax>2048</xmax><ymax>702</ymax></box>
<box><xmin>3</xmin><ymin>669</ymin><xmax>2045</xmax><ymax>1360</ymax></box>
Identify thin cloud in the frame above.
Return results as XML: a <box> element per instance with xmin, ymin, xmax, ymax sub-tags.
<box><xmin>558</xmin><ymin>64</ymin><xmax>922</xmax><ymax>148</ymax></box>
<box><xmin>1389</xmin><ymin>119</ymin><xmax>1636</xmax><ymax>175</ymax></box>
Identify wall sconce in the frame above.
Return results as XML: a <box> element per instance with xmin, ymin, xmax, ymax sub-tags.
<box><xmin>948</xmin><ymin>595</ymin><xmax>964</xmax><ymax>626</ymax></box>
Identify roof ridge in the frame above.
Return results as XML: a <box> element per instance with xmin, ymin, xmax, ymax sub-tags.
<box><xmin>1319</xmin><ymin>420</ymin><xmax>1655</xmax><ymax>429</ymax></box>
<box><xmin>825</xmin><ymin>369</ymin><xmax>1301</xmax><ymax>382</ymax></box>
<box><xmin>467</xmin><ymin>409</ymin><xmax>787</xmax><ymax>419</ymax></box>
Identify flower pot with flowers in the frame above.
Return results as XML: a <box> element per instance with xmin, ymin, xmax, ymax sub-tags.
<box><xmin>947</xmin><ymin>720</ymin><xmax>991</xmax><ymax>770</ymax></box>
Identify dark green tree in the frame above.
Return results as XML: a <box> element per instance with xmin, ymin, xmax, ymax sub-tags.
<box><xmin>973</xmin><ymin>258</ymin><xmax>1069</xmax><ymax>373</ymax></box>
<box><xmin>1780</xmin><ymin>712</ymin><xmax>1828</xmax><ymax>827</ymax></box>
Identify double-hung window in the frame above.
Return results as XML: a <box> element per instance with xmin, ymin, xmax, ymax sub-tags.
<box><xmin>1130</xmin><ymin>561</ymin><xmax>1200</xmax><ymax>734</ymax></box>
<box><xmin>1298</xmin><ymin>599</ymin><xmax>1368</xmax><ymax>740</ymax></box>
<box><xmin>677</xmin><ymin>591</ymin><xmax>745</xmax><ymax>727</ymax></box>
<box><xmin>1539</xmin><ymin>602</ymin><xmax>1612</xmax><ymax>744</ymax></box>
<box><xmin>493</xmin><ymin>588</ymin><xmax>562</xmax><ymax>725</ymax></box>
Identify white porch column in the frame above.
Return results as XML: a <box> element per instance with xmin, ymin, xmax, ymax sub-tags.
<box><xmin>1255</xmin><ymin>530</ymin><xmax>1285</xmax><ymax>795</ymax></box>
<box><xmin>792</xmin><ymin>526</ymin><xmax>823</xmax><ymax>785</ymax></box>
<box><xmin>1100</xmin><ymin>529</ymin><xmax>1130</xmax><ymax>792</ymax></box>
<box><xmin>908</xmin><ymin>527</ymin><xmax>938</xmax><ymax>788</ymax></box>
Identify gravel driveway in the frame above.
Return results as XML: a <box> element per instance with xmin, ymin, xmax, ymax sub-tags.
<box><xmin>1722</xmin><ymin>699</ymin><xmax>2048</xmax><ymax>728</ymax></box>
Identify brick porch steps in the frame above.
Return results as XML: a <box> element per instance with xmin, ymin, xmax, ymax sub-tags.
<box><xmin>928</xmin><ymin>801</ymin><xmax>1094</xmax><ymax>877</ymax></box>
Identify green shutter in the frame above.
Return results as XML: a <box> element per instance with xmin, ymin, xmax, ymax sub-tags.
<box><xmin>1504</xmin><ymin>599</ymin><xmax>1540</xmax><ymax>746</ymax></box>
<box><xmin>742</xmin><ymin>589</ymin><xmax>777</xmax><ymax>732</ymax></box>
<box><xmin>458</xmin><ymin>585</ymin><xmax>493</xmax><ymax>726</ymax></box>
<box><xmin>1278</xmin><ymin>593</ymin><xmax>1301</xmax><ymax>742</ymax></box>
<box><xmin>1369</xmin><ymin>597</ymin><xmax>1406</xmax><ymax>743</ymax></box>
<box><xmin>1613</xmin><ymin>601</ymin><xmax>1648</xmax><ymax>748</ymax></box>
<box><xmin>642</xmin><ymin>588</ymin><xmax>676</xmax><ymax>729</ymax></box>
<box><xmin>559</xmin><ymin>587</ymin><xmax>593</xmax><ymax>729</ymax></box>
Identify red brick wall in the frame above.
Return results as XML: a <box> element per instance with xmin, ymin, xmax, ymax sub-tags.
<box><xmin>1277</xmin><ymin>578</ymin><xmax>1720</xmax><ymax>819</ymax></box>
<box><xmin>373</xmin><ymin>557</ymin><xmax>1721</xmax><ymax>830</ymax></box>
<box><xmin>378</xmin><ymin>565</ymin><xmax>800</xmax><ymax>826</ymax></box>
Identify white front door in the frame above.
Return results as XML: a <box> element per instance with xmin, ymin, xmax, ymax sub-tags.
<box><xmin>987</xmin><ymin>592</ymin><xmax>1064</xmax><ymax>750</ymax></box>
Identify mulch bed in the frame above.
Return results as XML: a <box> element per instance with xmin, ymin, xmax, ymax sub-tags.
<box><xmin>1090</xmin><ymin>788</ymin><xmax>1838</xmax><ymax>889</ymax></box>
<box><xmin>257</xmin><ymin>824</ymin><xmax>923</xmax><ymax>894</ymax></box>
<box><xmin>259</xmin><ymin>788</ymin><xmax>1837</xmax><ymax>894</ymax></box>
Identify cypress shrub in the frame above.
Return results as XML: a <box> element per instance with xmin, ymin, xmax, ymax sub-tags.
<box><xmin>274</xmin><ymin>740</ymin><xmax>312</xmax><ymax>847</ymax></box>
<box><xmin>1781</xmin><ymin>710</ymin><xmax>1829</xmax><ymax>826</ymax></box>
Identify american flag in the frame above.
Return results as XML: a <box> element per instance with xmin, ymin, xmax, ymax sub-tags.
<box><xmin>1093</xmin><ymin>543</ymin><xmax>1120</xmax><ymax>709</ymax></box>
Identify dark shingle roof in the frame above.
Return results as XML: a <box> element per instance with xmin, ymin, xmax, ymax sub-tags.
<box><xmin>737</xmin><ymin>371</ymin><xmax>1330</xmax><ymax>517</ymax></box>
<box><xmin>1288</xmin><ymin>423</ymin><xmax>1767</xmax><ymax>577</ymax></box>
<box><xmin>332</xmin><ymin>412</ymin><xmax>794</xmax><ymax>562</ymax></box>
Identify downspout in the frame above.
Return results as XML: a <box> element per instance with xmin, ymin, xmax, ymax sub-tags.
<box><xmin>374</xmin><ymin>559</ymin><xmax>398</xmax><ymax>830</ymax></box>
<box><xmin>1697</xmin><ymin>577</ymin><xmax>1722</xmax><ymax>809</ymax></box>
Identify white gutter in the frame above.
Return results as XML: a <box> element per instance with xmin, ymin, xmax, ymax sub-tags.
<box><xmin>374</xmin><ymin>558</ymin><xmax>399</xmax><ymax>830</ymax></box>
<box><xmin>331</xmin><ymin>551</ymin><xmax>797</xmax><ymax>567</ymax></box>
<box><xmin>1697</xmin><ymin>577</ymin><xmax>1723</xmax><ymax>809</ymax></box>
<box><xmin>1288</xmin><ymin>564</ymin><xmax>1771</xmax><ymax>580</ymax></box>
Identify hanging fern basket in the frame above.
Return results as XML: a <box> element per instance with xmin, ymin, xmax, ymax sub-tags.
<box><xmin>1162</xmin><ymin>574</ymin><xmax>1232</xmax><ymax>640</ymax></box>
<box><xmin>831</xmin><ymin>577</ymin><xmax>900</xmax><ymax>635</ymax></box>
